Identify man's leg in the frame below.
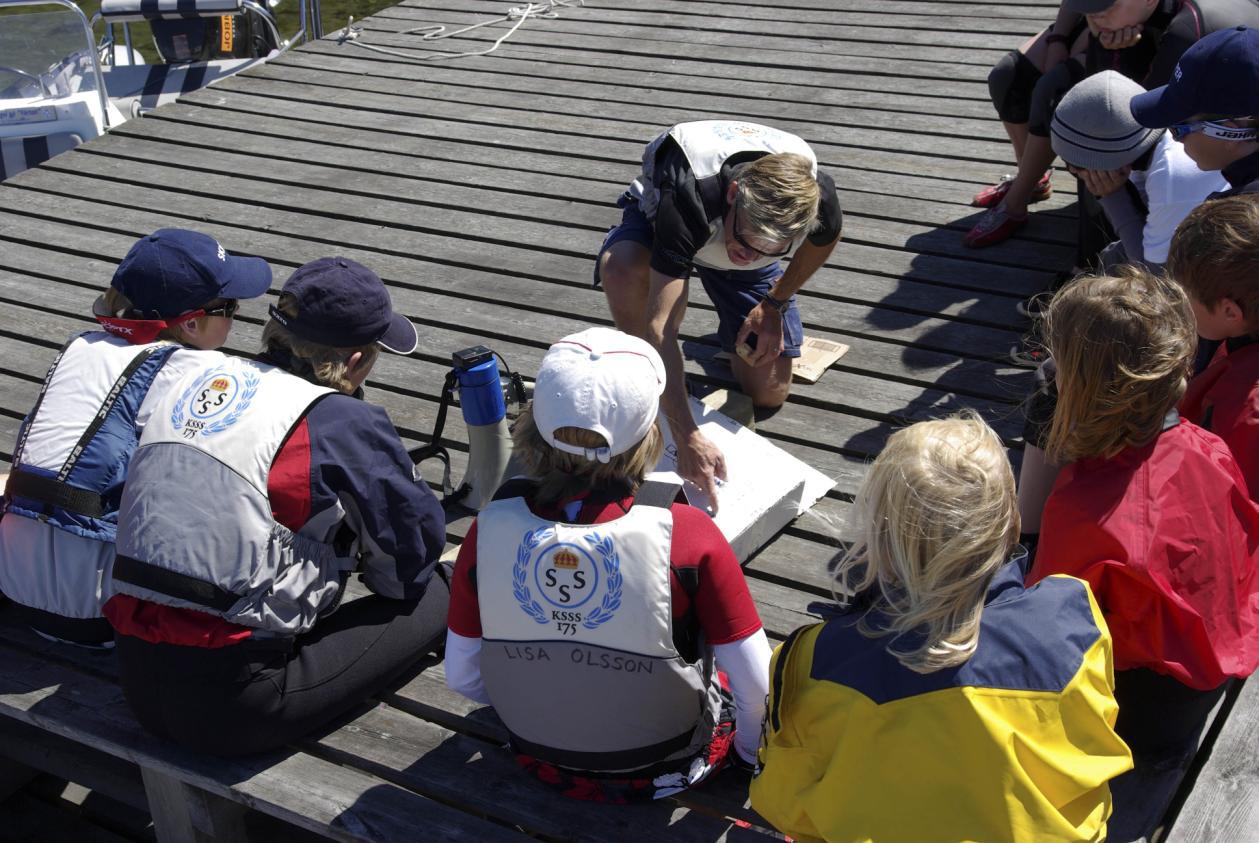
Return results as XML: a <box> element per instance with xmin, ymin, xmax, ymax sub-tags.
<box><xmin>696</xmin><ymin>264</ymin><xmax>803</xmax><ymax>409</ymax></box>
<box><xmin>732</xmin><ymin>355</ymin><xmax>793</xmax><ymax>409</ymax></box>
<box><xmin>595</xmin><ymin>196</ymin><xmax>657</xmax><ymax>335</ymax></box>
<box><xmin>598</xmin><ymin>240</ymin><xmax>652</xmax><ymax>336</ymax></box>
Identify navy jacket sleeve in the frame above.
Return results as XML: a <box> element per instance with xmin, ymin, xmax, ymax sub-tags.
<box><xmin>303</xmin><ymin>395</ymin><xmax>445</xmax><ymax>600</ymax></box>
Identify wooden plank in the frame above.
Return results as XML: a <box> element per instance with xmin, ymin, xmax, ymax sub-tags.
<box><xmin>199</xmin><ymin>74</ymin><xmax>1019</xmax><ymax>176</ymax></box>
<box><xmin>324</xmin><ymin>20</ymin><xmax>996</xmax><ymax>84</ymax></box>
<box><xmin>125</xmin><ymin>98</ymin><xmax>1077</xmax><ymax>217</ymax></box>
<box><xmin>279</xmin><ymin>45</ymin><xmax>1011</xmax><ymax>123</ymax></box>
<box><xmin>302</xmin><ymin>701</ymin><xmax>771</xmax><ymax>842</ymax></box>
<box><xmin>141</xmin><ymin>767</ymin><xmax>251</xmax><ymax>842</ymax></box>
<box><xmin>0</xmin><ymin>640</ymin><xmax>529</xmax><ymax>842</ymax></box>
<box><xmin>359</xmin><ymin>4</ymin><xmax>1013</xmax><ymax>64</ymax></box>
<box><xmin>1165</xmin><ymin>679</ymin><xmax>1259</xmax><ymax>843</ymax></box>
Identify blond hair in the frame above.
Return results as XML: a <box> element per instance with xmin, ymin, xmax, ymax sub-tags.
<box><xmin>511</xmin><ymin>406</ymin><xmax>664</xmax><ymax>507</ymax></box>
<box><xmin>102</xmin><ymin>287</ymin><xmax>196</xmax><ymax>344</ymax></box>
<box><xmin>736</xmin><ymin>153</ymin><xmax>821</xmax><ymax>244</ymax></box>
<box><xmin>260</xmin><ymin>292</ymin><xmax>380</xmax><ymax>393</ymax></box>
<box><xmin>1168</xmin><ymin>194</ymin><xmax>1259</xmax><ymax>334</ymax></box>
<box><xmin>1044</xmin><ymin>268</ymin><xmax>1195</xmax><ymax>464</ymax></box>
<box><xmin>834</xmin><ymin>413</ymin><xmax>1019</xmax><ymax>674</ymax></box>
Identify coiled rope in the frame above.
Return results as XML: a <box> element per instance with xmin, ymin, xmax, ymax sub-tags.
<box><xmin>337</xmin><ymin>0</ymin><xmax>585</xmax><ymax>62</ymax></box>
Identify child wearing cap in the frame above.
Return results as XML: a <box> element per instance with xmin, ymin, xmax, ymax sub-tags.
<box><xmin>444</xmin><ymin>327</ymin><xmax>771</xmax><ymax>802</ymax></box>
<box><xmin>1170</xmin><ymin>195</ymin><xmax>1259</xmax><ymax>495</ymax></box>
<box><xmin>1027</xmin><ymin>268</ymin><xmax>1259</xmax><ymax>840</ymax></box>
<box><xmin>0</xmin><ymin>228</ymin><xmax>271</xmax><ymax>648</ymax></box>
<box><xmin>1131</xmin><ymin>25</ymin><xmax>1259</xmax><ymax>197</ymax></box>
<box><xmin>1050</xmin><ymin>69</ymin><xmax>1226</xmax><ymax>268</ymax></box>
<box><xmin>751</xmin><ymin>413</ymin><xmax>1131</xmax><ymax>842</ymax></box>
<box><xmin>968</xmin><ymin>0</ymin><xmax>1259</xmax><ymax>250</ymax></box>
<box><xmin>103</xmin><ymin>257</ymin><xmax>450</xmax><ymax>756</ymax></box>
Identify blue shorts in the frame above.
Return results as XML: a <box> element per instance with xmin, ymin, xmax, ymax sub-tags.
<box><xmin>595</xmin><ymin>195</ymin><xmax>803</xmax><ymax>359</ymax></box>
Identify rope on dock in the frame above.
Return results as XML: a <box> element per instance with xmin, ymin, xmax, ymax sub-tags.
<box><xmin>336</xmin><ymin>0</ymin><xmax>585</xmax><ymax>61</ymax></box>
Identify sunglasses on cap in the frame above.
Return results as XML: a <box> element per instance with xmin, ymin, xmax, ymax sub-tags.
<box><xmin>731</xmin><ymin>197</ymin><xmax>794</xmax><ymax>259</ymax></box>
<box><xmin>1169</xmin><ymin>119</ymin><xmax>1259</xmax><ymax>142</ymax></box>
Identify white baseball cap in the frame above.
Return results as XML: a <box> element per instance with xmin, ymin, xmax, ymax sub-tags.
<box><xmin>532</xmin><ymin>327</ymin><xmax>666</xmax><ymax>463</ymax></box>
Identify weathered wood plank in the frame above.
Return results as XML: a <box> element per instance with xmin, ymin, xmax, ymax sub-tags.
<box><xmin>0</xmin><ymin>639</ymin><xmax>528</xmax><ymax>842</ymax></box>
<box><xmin>1165</xmin><ymin>679</ymin><xmax>1259</xmax><ymax>843</ymax></box>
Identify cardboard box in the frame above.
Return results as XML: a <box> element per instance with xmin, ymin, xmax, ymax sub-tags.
<box><xmin>653</xmin><ymin>398</ymin><xmax>835</xmax><ymax>561</ymax></box>
<box><xmin>714</xmin><ymin>335</ymin><xmax>849</xmax><ymax>384</ymax></box>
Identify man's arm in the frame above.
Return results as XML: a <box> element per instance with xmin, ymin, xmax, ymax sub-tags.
<box><xmin>646</xmin><ymin>267</ymin><xmax>728</xmax><ymax>509</ymax></box>
<box><xmin>736</xmin><ymin>233</ymin><xmax>840</xmax><ymax>367</ymax></box>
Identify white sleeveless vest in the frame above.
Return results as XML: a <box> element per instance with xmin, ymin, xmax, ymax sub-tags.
<box><xmin>112</xmin><ymin>356</ymin><xmax>348</xmax><ymax>636</ymax></box>
<box><xmin>476</xmin><ymin>483</ymin><xmax>721</xmax><ymax>772</ymax></box>
<box><xmin>632</xmin><ymin>121</ymin><xmax>818</xmax><ymax>272</ymax></box>
<box><xmin>0</xmin><ymin>332</ymin><xmax>213</xmax><ymax>622</ymax></box>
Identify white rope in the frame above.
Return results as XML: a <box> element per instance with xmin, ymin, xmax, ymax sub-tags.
<box><xmin>337</xmin><ymin>0</ymin><xmax>584</xmax><ymax>62</ymax></box>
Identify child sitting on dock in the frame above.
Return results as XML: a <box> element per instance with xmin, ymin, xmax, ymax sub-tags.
<box><xmin>444</xmin><ymin>326</ymin><xmax>771</xmax><ymax>802</ymax></box>
<box><xmin>1049</xmin><ymin>69</ymin><xmax>1226</xmax><ymax>270</ymax></box>
<box><xmin>104</xmin><ymin>257</ymin><xmax>450</xmax><ymax>756</ymax></box>
<box><xmin>1028</xmin><ymin>268</ymin><xmax>1259</xmax><ymax>841</ymax></box>
<box><xmin>0</xmin><ymin>228</ymin><xmax>271</xmax><ymax>648</ymax></box>
<box><xmin>1170</xmin><ymin>196</ymin><xmax>1259</xmax><ymax>494</ymax></box>
<box><xmin>751</xmin><ymin>413</ymin><xmax>1131</xmax><ymax>842</ymax></box>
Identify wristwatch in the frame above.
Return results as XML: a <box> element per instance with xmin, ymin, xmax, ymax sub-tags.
<box><xmin>761</xmin><ymin>292</ymin><xmax>790</xmax><ymax>315</ymax></box>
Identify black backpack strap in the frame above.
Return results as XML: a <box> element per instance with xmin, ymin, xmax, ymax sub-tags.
<box><xmin>409</xmin><ymin>370</ymin><xmax>461</xmax><ymax>503</ymax></box>
<box><xmin>490</xmin><ymin>477</ymin><xmax>539</xmax><ymax>503</ymax></box>
<box><xmin>632</xmin><ymin>480</ymin><xmax>683</xmax><ymax>510</ymax></box>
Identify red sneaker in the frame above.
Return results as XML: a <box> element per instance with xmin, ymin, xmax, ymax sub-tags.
<box><xmin>971</xmin><ymin>171</ymin><xmax>1052</xmax><ymax>208</ymax></box>
<box><xmin>963</xmin><ymin>204</ymin><xmax>1028</xmax><ymax>248</ymax></box>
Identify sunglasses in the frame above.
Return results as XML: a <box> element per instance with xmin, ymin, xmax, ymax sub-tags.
<box><xmin>731</xmin><ymin>197</ymin><xmax>794</xmax><ymax>259</ymax></box>
<box><xmin>1169</xmin><ymin>119</ymin><xmax>1259</xmax><ymax>142</ymax></box>
<box><xmin>199</xmin><ymin>299</ymin><xmax>240</xmax><ymax>319</ymax></box>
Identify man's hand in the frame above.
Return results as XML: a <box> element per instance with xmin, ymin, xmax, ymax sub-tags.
<box><xmin>1069</xmin><ymin>164</ymin><xmax>1131</xmax><ymax>198</ymax></box>
<box><xmin>735</xmin><ymin>300</ymin><xmax>785</xmax><ymax>368</ymax></box>
<box><xmin>676</xmin><ymin>428</ymin><xmax>727</xmax><ymax>514</ymax></box>
<box><xmin>1095</xmin><ymin>24</ymin><xmax>1142</xmax><ymax>50</ymax></box>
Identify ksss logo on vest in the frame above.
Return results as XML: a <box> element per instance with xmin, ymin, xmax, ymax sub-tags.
<box><xmin>514</xmin><ymin>528</ymin><xmax>623</xmax><ymax>635</ymax></box>
<box><xmin>170</xmin><ymin>368</ymin><xmax>259</xmax><ymax>439</ymax></box>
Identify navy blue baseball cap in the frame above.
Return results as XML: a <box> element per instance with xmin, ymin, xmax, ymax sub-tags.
<box><xmin>271</xmin><ymin>257</ymin><xmax>418</xmax><ymax>353</ymax></box>
<box><xmin>112</xmin><ymin>228</ymin><xmax>272</xmax><ymax>318</ymax></box>
<box><xmin>1131</xmin><ymin>27</ymin><xmax>1259</xmax><ymax>128</ymax></box>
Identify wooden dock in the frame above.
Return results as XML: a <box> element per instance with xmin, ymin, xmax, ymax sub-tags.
<box><xmin>13</xmin><ymin>0</ymin><xmax>1235</xmax><ymax>840</ymax></box>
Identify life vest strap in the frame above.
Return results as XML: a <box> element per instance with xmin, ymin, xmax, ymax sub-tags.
<box><xmin>5</xmin><ymin>469</ymin><xmax>105</xmax><ymax>518</ymax></box>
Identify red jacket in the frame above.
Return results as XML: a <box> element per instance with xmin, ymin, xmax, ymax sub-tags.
<box><xmin>1030</xmin><ymin>419</ymin><xmax>1259</xmax><ymax>689</ymax></box>
<box><xmin>1181</xmin><ymin>337</ymin><xmax>1259</xmax><ymax>499</ymax></box>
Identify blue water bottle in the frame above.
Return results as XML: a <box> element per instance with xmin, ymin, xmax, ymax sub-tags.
<box><xmin>452</xmin><ymin>346</ymin><xmax>512</xmax><ymax>511</ymax></box>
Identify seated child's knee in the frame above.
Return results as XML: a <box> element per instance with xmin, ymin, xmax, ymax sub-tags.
<box><xmin>989</xmin><ymin>50</ymin><xmax>1039</xmax><ymax>123</ymax></box>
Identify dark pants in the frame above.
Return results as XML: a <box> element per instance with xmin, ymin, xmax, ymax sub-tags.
<box><xmin>1107</xmin><ymin>668</ymin><xmax>1229</xmax><ymax>842</ymax></box>
<box><xmin>115</xmin><ymin>574</ymin><xmax>450</xmax><ymax>756</ymax></box>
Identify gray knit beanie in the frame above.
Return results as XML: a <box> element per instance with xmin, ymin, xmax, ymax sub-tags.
<box><xmin>1051</xmin><ymin>71</ymin><xmax>1165</xmax><ymax>170</ymax></box>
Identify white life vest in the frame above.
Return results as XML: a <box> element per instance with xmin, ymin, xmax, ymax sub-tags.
<box><xmin>111</xmin><ymin>356</ymin><xmax>349</xmax><ymax>636</ymax></box>
<box><xmin>631</xmin><ymin>121</ymin><xmax>818</xmax><ymax>272</ymax></box>
<box><xmin>0</xmin><ymin>332</ymin><xmax>216</xmax><ymax>623</ymax></box>
<box><xmin>476</xmin><ymin>480</ymin><xmax>721</xmax><ymax>773</ymax></box>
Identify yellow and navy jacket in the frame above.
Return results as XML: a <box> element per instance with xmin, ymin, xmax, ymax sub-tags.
<box><xmin>750</xmin><ymin>561</ymin><xmax>1133</xmax><ymax>843</ymax></box>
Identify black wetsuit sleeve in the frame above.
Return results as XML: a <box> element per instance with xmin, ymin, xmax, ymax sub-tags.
<box><xmin>1144</xmin><ymin>3</ymin><xmax>1202</xmax><ymax>89</ymax></box>
<box><xmin>654</xmin><ymin>188</ymin><xmax>715</xmax><ymax>279</ymax></box>
<box><xmin>809</xmin><ymin>170</ymin><xmax>843</xmax><ymax>245</ymax></box>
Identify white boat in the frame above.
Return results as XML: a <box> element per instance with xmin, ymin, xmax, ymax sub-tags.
<box><xmin>0</xmin><ymin>0</ymin><xmax>319</xmax><ymax>180</ymax></box>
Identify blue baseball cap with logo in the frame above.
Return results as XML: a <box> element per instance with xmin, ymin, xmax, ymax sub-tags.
<box><xmin>112</xmin><ymin>228</ymin><xmax>272</xmax><ymax>318</ymax></box>
<box><xmin>1131</xmin><ymin>26</ymin><xmax>1259</xmax><ymax>128</ymax></box>
<box><xmin>270</xmin><ymin>257</ymin><xmax>418</xmax><ymax>353</ymax></box>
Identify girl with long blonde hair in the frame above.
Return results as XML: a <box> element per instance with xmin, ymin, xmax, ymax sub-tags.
<box><xmin>753</xmin><ymin>413</ymin><xmax>1130</xmax><ymax>842</ymax></box>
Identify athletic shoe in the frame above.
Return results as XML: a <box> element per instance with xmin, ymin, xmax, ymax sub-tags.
<box><xmin>1010</xmin><ymin>337</ymin><xmax>1050</xmax><ymax>368</ymax></box>
<box><xmin>1016</xmin><ymin>292</ymin><xmax>1054</xmax><ymax>320</ymax></box>
<box><xmin>971</xmin><ymin>171</ymin><xmax>1053</xmax><ymax>208</ymax></box>
<box><xmin>963</xmin><ymin>203</ymin><xmax>1028</xmax><ymax>249</ymax></box>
